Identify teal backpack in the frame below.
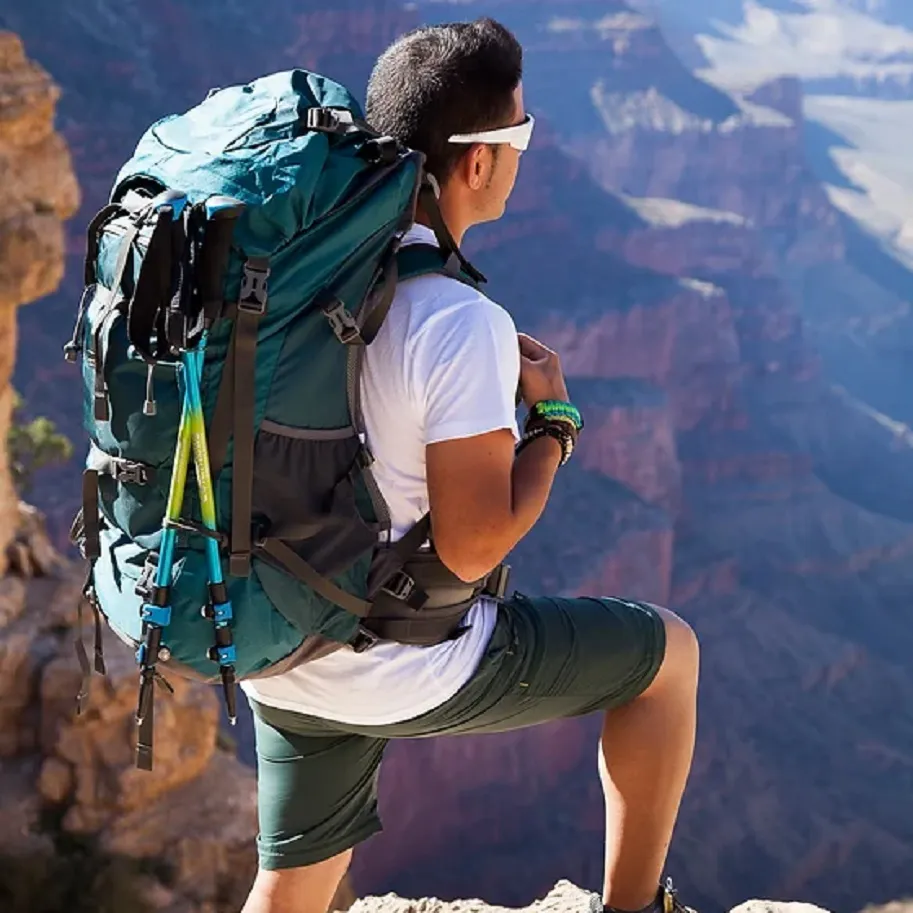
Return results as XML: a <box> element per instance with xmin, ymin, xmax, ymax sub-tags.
<box><xmin>65</xmin><ymin>69</ymin><xmax>510</xmax><ymax>769</ymax></box>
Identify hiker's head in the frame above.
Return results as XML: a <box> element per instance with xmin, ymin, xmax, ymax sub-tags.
<box><xmin>366</xmin><ymin>17</ymin><xmax>527</xmax><ymax>236</ymax></box>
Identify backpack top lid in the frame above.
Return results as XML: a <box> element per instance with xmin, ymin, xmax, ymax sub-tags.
<box><xmin>113</xmin><ymin>69</ymin><xmax>413</xmax><ymax>258</ymax></box>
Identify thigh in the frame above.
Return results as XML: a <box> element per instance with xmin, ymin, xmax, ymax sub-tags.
<box><xmin>251</xmin><ymin>708</ymin><xmax>387</xmax><ymax>870</ymax></box>
<box><xmin>375</xmin><ymin>592</ymin><xmax>667</xmax><ymax>738</ymax></box>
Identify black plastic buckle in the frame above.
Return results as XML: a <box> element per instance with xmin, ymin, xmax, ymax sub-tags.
<box><xmin>350</xmin><ymin>625</ymin><xmax>379</xmax><ymax>654</ymax></box>
<box><xmin>306</xmin><ymin>107</ymin><xmax>355</xmax><ymax>134</ymax></box>
<box><xmin>381</xmin><ymin>569</ymin><xmax>415</xmax><ymax>602</ymax></box>
<box><xmin>320</xmin><ymin>294</ymin><xmax>362</xmax><ymax>345</ymax></box>
<box><xmin>355</xmin><ymin>441</ymin><xmax>375</xmax><ymax>469</ymax></box>
<box><xmin>483</xmin><ymin>564</ymin><xmax>511</xmax><ymax>600</ymax></box>
<box><xmin>114</xmin><ymin>462</ymin><xmax>150</xmax><ymax>485</ymax></box>
<box><xmin>165</xmin><ymin>308</ymin><xmax>188</xmax><ymax>353</ymax></box>
<box><xmin>134</xmin><ymin>554</ymin><xmax>160</xmax><ymax>603</ymax></box>
<box><xmin>238</xmin><ymin>261</ymin><xmax>270</xmax><ymax>315</ymax></box>
<box><xmin>360</xmin><ymin>136</ymin><xmax>400</xmax><ymax>166</ymax></box>
<box><xmin>306</xmin><ymin>107</ymin><xmax>338</xmax><ymax>132</ymax></box>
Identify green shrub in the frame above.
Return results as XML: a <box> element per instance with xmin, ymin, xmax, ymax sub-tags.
<box><xmin>7</xmin><ymin>390</ymin><xmax>73</xmax><ymax>495</ymax></box>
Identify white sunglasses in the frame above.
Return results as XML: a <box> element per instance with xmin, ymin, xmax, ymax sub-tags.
<box><xmin>448</xmin><ymin>113</ymin><xmax>535</xmax><ymax>153</ymax></box>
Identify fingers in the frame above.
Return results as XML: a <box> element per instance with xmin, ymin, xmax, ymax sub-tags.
<box><xmin>517</xmin><ymin>332</ymin><xmax>555</xmax><ymax>360</ymax></box>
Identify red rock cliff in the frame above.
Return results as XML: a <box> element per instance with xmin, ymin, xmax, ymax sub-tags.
<box><xmin>0</xmin><ymin>32</ymin><xmax>273</xmax><ymax>913</ymax></box>
<box><xmin>0</xmin><ymin>33</ymin><xmax>77</xmax><ymax>568</ymax></box>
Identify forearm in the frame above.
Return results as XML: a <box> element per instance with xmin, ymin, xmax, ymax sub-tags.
<box><xmin>434</xmin><ymin>433</ymin><xmax>562</xmax><ymax>583</ymax></box>
<box><xmin>470</xmin><ymin>435</ymin><xmax>561</xmax><ymax>577</ymax></box>
<box><xmin>506</xmin><ymin>432</ymin><xmax>562</xmax><ymax>545</ymax></box>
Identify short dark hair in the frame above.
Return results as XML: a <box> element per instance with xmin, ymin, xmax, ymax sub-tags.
<box><xmin>365</xmin><ymin>17</ymin><xmax>523</xmax><ymax>182</ymax></box>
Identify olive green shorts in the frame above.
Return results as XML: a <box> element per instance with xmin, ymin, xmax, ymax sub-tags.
<box><xmin>248</xmin><ymin>592</ymin><xmax>666</xmax><ymax>870</ymax></box>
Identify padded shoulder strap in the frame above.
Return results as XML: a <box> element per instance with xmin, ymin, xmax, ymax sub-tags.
<box><xmin>395</xmin><ymin>243</ymin><xmax>482</xmax><ymax>289</ymax></box>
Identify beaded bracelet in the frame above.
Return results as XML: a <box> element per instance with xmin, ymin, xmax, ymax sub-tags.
<box><xmin>515</xmin><ymin>420</ymin><xmax>577</xmax><ymax>466</ymax></box>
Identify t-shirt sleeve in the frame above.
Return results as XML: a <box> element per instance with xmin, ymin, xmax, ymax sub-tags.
<box><xmin>411</xmin><ymin>295</ymin><xmax>521</xmax><ymax>445</ymax></box>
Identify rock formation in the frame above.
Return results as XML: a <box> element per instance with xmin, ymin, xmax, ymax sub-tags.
<box><xmin>347</xmin><ymin>884</ymin><xmax>833</xmax><ymax>913</ymax></box>
<box><xmin>0</xmin><ymin>500</ymin><xmax>274</xmax><ymax>913</ymax></box>
<box><xmin>0</xmin><ymin>31</ymin><xmax>265</xmax><ymax>913</ymax></box>
<box><xmin>0</xmin><ymin>32</ymin><xmax>77</xmax><ymax>570</ymax></box>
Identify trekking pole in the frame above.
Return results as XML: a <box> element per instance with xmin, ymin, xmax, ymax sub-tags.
<box><xmin>191</xmin><ymin>195</ymin><xmax>246</xmax><ymax>725</ymax></box>
<box><xmin>136</xmin><ymin>196</ymin><xmax>244</xmax><ymax>767</ymax></box>
<box><xmin>185</xmin><ymin>340</ymin><xmax>238</xmax><ymax>723</ymax></box>
<box><xmin>135</xmin><ymin>193</ymin><xmax>192</xmax><ymax>768</ymax></box>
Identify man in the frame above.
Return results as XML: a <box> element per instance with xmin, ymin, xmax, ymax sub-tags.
<box><xmin>240</xmin><ymin>17</ymin><xmax>700</xmax><ymax>913</ymax></box>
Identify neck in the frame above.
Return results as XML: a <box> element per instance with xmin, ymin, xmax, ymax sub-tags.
<box><xmin>416</xmin><ymin>192</ymin><xmax>472</xmax><ymax>249</ymax></box>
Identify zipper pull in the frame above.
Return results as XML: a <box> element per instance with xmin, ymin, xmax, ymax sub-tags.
<box><xmin>143</xmin><ymin>364</ymin><xmax>157</xmax><ymax>416</ymax></box>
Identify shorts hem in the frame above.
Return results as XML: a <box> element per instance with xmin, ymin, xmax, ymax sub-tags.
<box><xmin>256</xmin><ymin>820</ymin><xmax>383</xmax><ymax>871</ymax></box>
<box><xmin>625</xmin><ymin>599</ymin><xmax>667</xmax><ymax>701</ymax></box>
<box><xmin>564</xmin><ymin>597</ymin><xmax>667</xmax><ymax>716</ymax></box>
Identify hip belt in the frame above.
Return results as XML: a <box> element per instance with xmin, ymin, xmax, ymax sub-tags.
<box><xmin>354</xmin><ymin>550</ymin><xmax>511</xmax><ymax>650</ymax></box>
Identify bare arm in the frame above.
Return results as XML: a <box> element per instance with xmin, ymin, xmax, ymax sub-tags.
<box><xmin>426</xmin><ymin>428</ymin><xmax>562</xmax><ymax>582</ymax></box>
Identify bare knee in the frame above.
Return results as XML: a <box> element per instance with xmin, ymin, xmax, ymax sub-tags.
<box><xmin>643</xmin><ymin>605</ymin><xmax>699</xmax><ymax>697</ymax></box>
<box><xmin>243</xmin><ymin>849</ymin><xmax>353</xmax><ymax>913</ymax></box>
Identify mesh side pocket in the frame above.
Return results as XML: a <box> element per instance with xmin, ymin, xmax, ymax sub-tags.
<box><xmin>251</xmin><ymin>420</ymin><xmax>379</xmax><ymax>578</ymax></box>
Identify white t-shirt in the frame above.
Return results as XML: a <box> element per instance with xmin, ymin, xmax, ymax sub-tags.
<box><xmin>240</xmin><ymin>224</ymin><xmax>521</xmax><ymax>725</ymax></box>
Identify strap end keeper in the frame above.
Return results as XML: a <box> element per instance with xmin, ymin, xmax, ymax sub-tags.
<box><xmin>135</xmin><ymin>743</ymin><xmax>153</xmax><ymax>772</ymax></box>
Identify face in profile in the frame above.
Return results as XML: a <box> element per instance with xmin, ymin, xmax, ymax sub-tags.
<box><xmin>480</xmin><ymin>84</ymin><xmax>528</xmax><ymax>221</ymax></box>
<box><xmin>447</xmin><ymin>82</ymin><xmax>533</xmax><ymax>225</ymax></box>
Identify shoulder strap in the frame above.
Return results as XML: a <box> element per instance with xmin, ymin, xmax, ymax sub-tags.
<box><xmin>358</xmin><ymin>238</ymin><xmax>482</xmax><ymax>349</ymax></box>
<box><xmin>395</xmin><ymin>242</ymin><xmax>481</xmax><ymax>288</ymax></box>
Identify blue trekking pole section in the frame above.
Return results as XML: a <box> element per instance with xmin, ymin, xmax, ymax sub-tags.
<box><xmin>134</xmin><ymin>190</ymin><xmax>190</xmax><ymax>770</ymax></box>
<box><xmin>189</xmin><ymin>195</ymin><xmax>247</xmax><ymax>725</ymax></box>
<box><xmin>135</xmin><ymin>193</ymin><xmax>245</xmax><ymax>771</ymax></box>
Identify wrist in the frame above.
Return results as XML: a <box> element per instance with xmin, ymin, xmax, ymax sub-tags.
<box><xmin>526</xmin><ymin>399</ymin><xmax>583</xmax><ymax>434</ymax></box>
<box><xmin>516</xmin><ymin>421</ymin><xmax>577</xmax><ymax>467</ymax></box>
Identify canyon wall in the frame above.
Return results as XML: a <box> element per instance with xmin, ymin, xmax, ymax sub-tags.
<box><xmin>2</xmin><ymin>4</ymin><xmax>913</xmax><ymax>913</ymax></box>
<box><xmin>0</xmin><ymin>33</ymin><xmax>77</xmax><ymax>568</ymax></box>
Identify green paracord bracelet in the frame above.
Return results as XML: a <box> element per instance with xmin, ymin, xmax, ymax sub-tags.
<box><xmin>527</xmin><ymin>399</ymin><xmax>584</xmax><ymax>432</ymax></box>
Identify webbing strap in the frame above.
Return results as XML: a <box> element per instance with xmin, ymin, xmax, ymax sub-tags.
<box><xmin>367</xmin><ymin>511</ymin><xmax>432</xmax><ymax>600</ymax></box>
<box><xmin>74</xmin><ymin>567</ymin><xmax>107</xmax><ymax>716</ymax></box>
<box><xmin>256</xmin><ymin>538</ymin><xmax>373</xmax><ymax>618</ymax></box>
<box><xmin>92</xmin><ymin>598</ymin><xmax>106</xmax><ymax>675</ymax></box>
<box><xmin>92</xmin><ymin>219</ymin><xmax>143</xmax><ymax>422</ymax></box>
<box><xmin>418</xmin><ymin>183</ymin><xmax>486</xmax><ymax>285</ymax></box>
<box><xmin>229</xmin><ymin>257</ymin><xmax>270</xmax><ymax>577</ymax></box>
<box><xmin>74</xmin><ymin>575</ymin><xmax>92</xmax><ymax>715</ymax></box>
<box><xmin>360</xmin><ymin>248</ymin><xmax>399</xmax><ymax>346</ymax></box>
<box><xmin>136</xmin><ymin>692</ymin><xmax>154</xmax><ymax>772</ymax></box>
<box><xmin>392</xmin><ymin>512</ymin><xmax>432</xmax><ymax>560</ymax></box>
<box><xmin>125</xmin><ymin>207</ymin><xmax>177</xmax><ymax>363</ymax></box>
<box><xmin>208</xmin><ymin>340</ymin><xmax>234</xmax><ymax>481</ymax></box>
<box><xmin>80</xmin><ymin>471</ymin><xmax>101</xmax><ymax>562</ymax></box>
<box><xmin>362</xmin><ymin>613</ymin><xmax>471</xmax><ymax>646</ymax></box>
<box><xmin>83</xmin><ymin>203</ymin><xmax>125</xmax><ymax>286</ymax></box>
<box><xmin>164</xmin><ymin>207</ymin><xmax>193</xmax><ymax>352</ymax></box>
<box><xmin>196</xmin><ymin>209</ymin><xmax>239</xmax><ymax>326</ymax></box>
<box><xmin>87</xmin><ymin>443</ymin><xmax>156</xmax><ymax>485</ymax></box>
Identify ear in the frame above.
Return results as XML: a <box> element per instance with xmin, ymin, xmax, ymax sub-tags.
<box><xmin>469</xmin><ymin>145</ymin><xmax>488</xmax><ymax>191</ymax></box>
<box><xmin>455</xmin><ymin>144</ymin><xmax>492</xmax><ymax>192</ymax></box>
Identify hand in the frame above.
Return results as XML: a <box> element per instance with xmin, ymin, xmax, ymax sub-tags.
<box><xmin>517</xmin><ymin>332</ymin><xmax>569</xmax><ymax>409</ymax></box>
